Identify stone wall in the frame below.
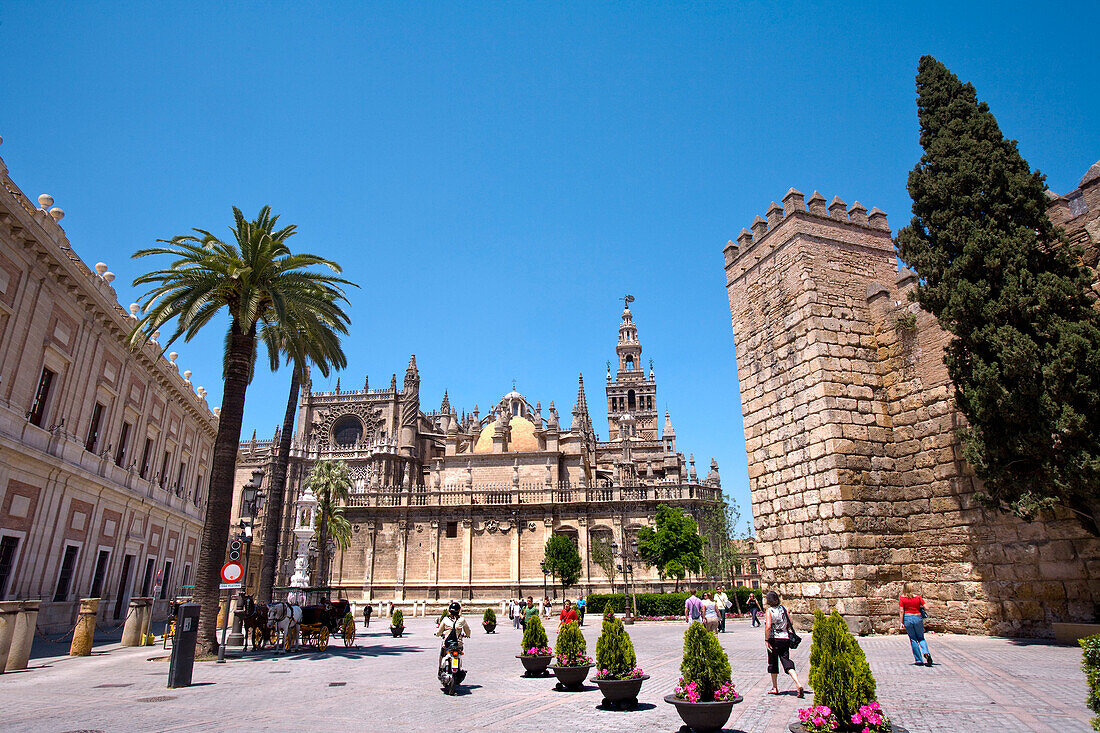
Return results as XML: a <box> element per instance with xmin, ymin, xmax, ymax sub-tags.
<box><xmin>724</xmin><ymin>188</ymin><xmax>1100</xmax><ymax>636</ymax></box>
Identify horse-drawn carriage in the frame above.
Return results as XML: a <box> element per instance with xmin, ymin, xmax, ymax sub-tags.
<box><xmin>269</xmin><ymin>586</ymin><xmax>356</xmax><ymax>652</ymax></box>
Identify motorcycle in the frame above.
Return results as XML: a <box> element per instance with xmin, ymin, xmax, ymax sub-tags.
<box><xmin>438</xmin><ymin>626</ymin><xmax>466</xmax><ymax>695</ymax></box>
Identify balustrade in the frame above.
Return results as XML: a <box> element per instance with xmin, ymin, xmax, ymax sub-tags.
<box><xmin>340</xmin><ymin>481</ymin><xmax>718</xmax><ymax>508</ymax></box>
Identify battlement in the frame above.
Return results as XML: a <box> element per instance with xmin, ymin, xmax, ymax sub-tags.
<box><xmin>723</xmin><ymin>188</ymin><xmax>891</xmax><ymax>275</ymax></box>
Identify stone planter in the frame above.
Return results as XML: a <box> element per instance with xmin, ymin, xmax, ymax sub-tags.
<box><xmin>664</xmin><ymin>693</ymin><xmax>741</xmax><ymax>733</ymax></box>
<box><xmin>595</xmin><ymin>674</ymin><xmax>649</xmax><ymax>708</ymax></box>
<box><xmin>516</xmin><ymin>654</ymin><xmax>553</xmax><ymax>677</ymax></box>
<box><xmin>483</xmin><ymin>621</ymin><xmax>496</xmax><ymax>634</ymax></box>
<box><xmin>789</xmin><ymin>724</ymin><xmax>909</xmax><ymax>733</ymax></box>
<box><xmin>389</xmin><ymin>625</ymin><xmax>404</xmax><ymax>638</ymax></box>
<box><xmin>550</xmin><ymin>663</ymin><xmax>594</xmax><ymax>690</ymax></box>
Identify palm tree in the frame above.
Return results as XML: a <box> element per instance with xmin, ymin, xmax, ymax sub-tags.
<box><xmin>256</xmin><ymin>316</ymin><xmax>348</xmax><ymax>605</ymax></box>
<box><xmin>130</xmin><ymin>207</ymin><xmax>352</xmax><ymax>654</ymax></box>
<box><xmin>303</xmin><ymin>460</ymin><xmax>353</xmax><ymax>586</ymax></box>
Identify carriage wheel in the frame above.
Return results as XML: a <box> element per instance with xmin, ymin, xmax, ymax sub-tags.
<box><xmin>343</xmin><ymin>619</ymin><xmax>356</xmax><ymax>647</ymax></box>
<box><xmin>316</xmin><ymin>626</ymin><xmax>330</xmax><ymax>652</ymax></box>
<box><xmin>252</xmin><ymin>626</ymin><xmax>265</xmax><ymax>650</ymax></box>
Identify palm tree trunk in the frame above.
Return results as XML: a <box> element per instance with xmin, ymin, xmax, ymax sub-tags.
<box><xmin>195</xmin><ymin>324</ymin><xmax>255</xmax><ymax>655</ymax></box>
<box><xmin>257</xmin><ymin>369</ymin><xmax>300</xmax><ymax>603</ymax></box>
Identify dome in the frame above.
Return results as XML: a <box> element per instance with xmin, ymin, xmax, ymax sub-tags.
<box><xmin>473</xmin><ymin>416</ymin><xmax>539</xmax><ymax>453</ymax></box>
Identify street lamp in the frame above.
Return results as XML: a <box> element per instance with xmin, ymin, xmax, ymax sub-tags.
<box><xmin>227</xmin><ymin>469</ymin><xmax>265</xmax><ymax>647</ymax></box>
<box><xmin>540</xmin><ymin>560</ymin><xmax>548</xmax><ymax>602</ymax></box>
<box><xmin>611</xmin><ymin>538</ymin><xmax>639</xmax><ymax>621</ymax></box>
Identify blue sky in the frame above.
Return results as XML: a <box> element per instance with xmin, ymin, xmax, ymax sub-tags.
<box><xmin>2</xmin><ymin>2</ymin><xmax>1097</xmax><ymax>533</ymax></box>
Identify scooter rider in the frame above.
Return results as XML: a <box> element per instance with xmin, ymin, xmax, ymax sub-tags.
<box><xmin>436</xmin><ymin>601</ymin><xmax>471</xmax><ymax>655</ymax></box>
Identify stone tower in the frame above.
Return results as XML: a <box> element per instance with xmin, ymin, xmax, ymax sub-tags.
<box><xmin>724</xmin><ymin>188</ymin><xmax>1100</xmax><ymax>636</ymax></box>
<box><xmin>606</xmin><ymin>299</ymin><xmax>658</xmax><ymax>441</ymax></box>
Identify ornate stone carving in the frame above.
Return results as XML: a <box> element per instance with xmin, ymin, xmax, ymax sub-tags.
<box><xmin>310</xmin><ymin>404</ymin><xmax>384</xmax><ymax>450</ymax></box>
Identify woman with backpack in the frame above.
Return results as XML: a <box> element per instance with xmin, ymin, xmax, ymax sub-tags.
<box><xmin>764</xmin><ymin>590</ymin><xmax>804</xmax><ymax>698</ymax></box>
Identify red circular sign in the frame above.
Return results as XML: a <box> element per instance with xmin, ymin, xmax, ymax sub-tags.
<box><xmin>221</xmin><ymin>561</ymin><xmax>243</xmax><ymax>583</ymax></box>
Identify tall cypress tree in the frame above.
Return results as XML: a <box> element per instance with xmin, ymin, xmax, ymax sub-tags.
<box><xmin>896</xmin><ymin>56</ymin><xmax>1100</xmax><ymax>532</ymax></box>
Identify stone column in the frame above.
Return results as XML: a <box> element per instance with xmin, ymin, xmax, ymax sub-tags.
<box><xmin>69</xmin><ymin>598</ymin><xmax>101</xmax><ymax>656</ymax></box>
<box><xmin>461</xmin><ymin>519</ymin><xmax>473</xmax><ymax>601</ymax></box>
<box><xmin>138</xmin><ymin>597</ymin><xmax>153</xmax><ymax>644</ymax></box>
<box><xmin>0</xmin><ymin>601</ymin><xmax>21</xmax><ymax>673</ymax></box>
<box><xmin>227</xmin><ymin>595</ymin><xmax>244</xmax><ymax>646</ymax></box>
<box><xmin>6</xmin><ymin>600</ymin><xmax>41</xmax><ymax>671</ymax></box>
<box><xmin>121</xmin><ymin>598</ymin><xmax>149</xmax><ymax>646</ymax></box>
<box><xmin>395</xmin><ymin>520</ymin><xmax>407</xmax><ymax>602</ymax></box>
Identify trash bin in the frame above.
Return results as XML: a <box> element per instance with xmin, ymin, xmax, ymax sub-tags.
<box><xmin>167</xmin><ymin>603</ymin><xmax>200</xmax><ymax>688</ymax></box>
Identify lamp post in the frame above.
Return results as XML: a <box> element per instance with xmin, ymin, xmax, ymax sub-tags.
<box><xmin>227</xmin><ymin>469</ymin><xmax>265</xmax><ymax>646</ymax></box>
<box><xmin>611</xmin><ymin>539</ymin><xmax>639</xmax><ymax>620</ymax></box>
<box><xmin>540</xmin><ymin>560</ymin><xmax>548</xmax><ymax>603</ymax></box>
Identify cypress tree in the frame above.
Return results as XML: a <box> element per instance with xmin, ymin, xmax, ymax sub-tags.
<box><xmin>807</xmin><ymin>610</ymin><xmax>877</xmax><ymax>727</ymax></box>
<box><xmin>895</xmin><ymin>55</ymin><xmax>1100</xmax><ymax>532</ymax></box>
<box><xmin>595</xmin><ymin>614</ymin><xmax>637</xmax><ymax>678</ymax></box>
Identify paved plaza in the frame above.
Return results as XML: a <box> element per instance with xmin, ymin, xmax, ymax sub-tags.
<box><xmin>0</xmin><ymin>617</ymin><xmax>1092</xmax><ymax>732</ymax></box>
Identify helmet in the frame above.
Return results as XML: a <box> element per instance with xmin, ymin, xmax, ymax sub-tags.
<box><xmin>448</xmin><ymin>601</ymin><xmax>461</xmax><ymax>617</ymax></box>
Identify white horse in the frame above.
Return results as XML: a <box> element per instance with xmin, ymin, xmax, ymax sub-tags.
<box><xmin>267</xmin><ymin>601</ymin><xmax>302</xmax><ymax>651</ymax></box>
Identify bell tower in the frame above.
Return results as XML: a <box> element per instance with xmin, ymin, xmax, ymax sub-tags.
<box><xmin>606</xmin><ymin>296</ymin><xmax>658</xmax><ymax>440</ymax></box>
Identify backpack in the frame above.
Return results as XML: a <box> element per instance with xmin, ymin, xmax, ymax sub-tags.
<box><xmin>689</xmin><ymin>598</ymin><xmax>703</xmax><ymax>620</ymax></box>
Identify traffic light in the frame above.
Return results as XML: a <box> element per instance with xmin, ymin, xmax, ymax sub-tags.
<box><xmin>228</xmin><ymin>537</ymin><xmax>242</xmax><ymax>562</ymax></box>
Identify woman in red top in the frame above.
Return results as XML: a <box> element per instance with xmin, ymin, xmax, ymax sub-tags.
<box><xmin>559</xmin><ymin>599</ymin><xmax>578</xmax><ymax>625</ymax></box>
<box><xmin>899</xmin><ymin>582</ymin><xmax>932</xmax><ymax>666</ymax></box>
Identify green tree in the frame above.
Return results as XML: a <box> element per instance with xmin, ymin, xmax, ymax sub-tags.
<box><xmin>700</xmin><ymin>500</ymin><xmax>743</xmax><ymax>603</ymax></box>
<box><xmin>543</xmin><ymin>534</ymin><xmax>582</xmax><ymax>595</ymax></box>
<box><xmin>257</xmin><ymin>316</ymin><xmax>349</xmax><ymax>604</ymax></box>
<box><xmin>896</xmin><ymin>56</ymin><xmax>1100</xmax><ymax>532</ymax></box>
<box><xmin>636</xmin><ymin>504</ymin><xmax>704</xmax><ymax>591</ymax></box>
<box><xmin>589</xmin><ymin>534</ymin><xmax>618</xmax><ymax>593</ymax></box>
<box><xmin>808</xmin><ymin>610</ymin><xmax>877</xmax><ymax>726</ymax></box>
<box><xmin>305</xmin><ymin>459</ymin><xmax>353</xmax><ymax>586</ymax></box>
<box><xmin>130</xmin><ymin>206</ymin><xmax>352</xmax><ymax>653</ymax></box>
<box><xmin>595</xmin><ymin>614</ymin><xmax>637</xmax><ymax>679</ymax></box>
<box><xmin>679</xmin><ymin>621</ymin><xmax>732</xmax><ymax>701</ymax></box>
<box><xmin>521</xmin><ymin>613</ymin><xmax>549</xmax><ymax>653</ymax></box>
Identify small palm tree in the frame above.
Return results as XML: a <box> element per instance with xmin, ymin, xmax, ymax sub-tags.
<box><xmin>256</xmin><ymin>317</ymin><xmax>348</xmax><ymax>604</ymax></box>
<box><xmin>304</xmin><ymin>460</ymin><xmax>353</xmax><ymax>586</ymax></box>
<box><xmin>130</xmin><ymin>206</ymin><xmax>352</xmax><ymax>654</ymax></box>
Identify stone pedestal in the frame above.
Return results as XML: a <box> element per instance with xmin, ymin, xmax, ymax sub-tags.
<box><xmin>0</xmin><ymin>601</ymin><xmax>21</xmax><ymax>673</ymax></box>
<box><xmin>137</xmin><ymin>597</ymin><xmax>153</xmax><ymax>644</ymax></box>
<box><xmin>69</xmin><ymin>598</ymin><xmax>101</xmax><ymax>656</ymax></box>
<box><xmin>227</xmin><ymin>596</ymin><xmax>244</xmax><ymax>646</ymax></box>
<box><xmin>6</xmin><ymin>600</ymin><xmax>41</xmax><ymax>671</ymax></box>
<box><xmin>121</xmin><ymin>598</ymin><xmax>151</xmax><ymax>647</ymax></box>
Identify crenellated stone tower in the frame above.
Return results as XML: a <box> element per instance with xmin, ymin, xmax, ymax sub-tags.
<box><xmin>724</xmin><ymin>186</ymin><xmax>1100</xmax><ymax>636</ymax></box>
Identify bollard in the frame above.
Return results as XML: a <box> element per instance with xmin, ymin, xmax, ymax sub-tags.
<box><xmin>0</xmin><ymin>601</ymin><xmax>20</xmax><ymax>673</ymax></box>
<box><xmin>137</xmin><ymin>597</ymin><xmax>153</xmax><ymax>645</ymax></box>
<box><xmin>6</xmin><ymin>600</ymin><xmax>41</xmax><ymax>671</ymax></box>
<box><xmin>69</xmin><ymin>598</ymin><xmax>101</xmax><ymax>656</ymax></box>
<box><xmin>167</xmin><ymin>603</ymin><xmax>200</xmax><ymax>688</ymax></box>
<box><xmin>120</xmin><ymin>598</ymin><xmax>149</xmax><ymax>647</ymax></box>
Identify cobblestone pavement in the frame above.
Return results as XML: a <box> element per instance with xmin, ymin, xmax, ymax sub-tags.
<box><xmin>0</xmin><ymin>617</ymin><xmax>1090</xmax><ymax>732</ymax></box>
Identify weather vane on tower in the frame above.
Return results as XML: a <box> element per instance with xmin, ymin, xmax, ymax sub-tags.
<box><xmin>620</xmin><ymin>294</ymin><xmax>635</xmax><ymax>308</ymax></box>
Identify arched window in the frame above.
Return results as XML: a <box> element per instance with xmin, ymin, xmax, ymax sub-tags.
<box><xmin>628</xmin><ymin>390</ymin><xmax>636</xmax><ymax>410</ymax></box>
<box><xmin>626</xmin><ymin>356</ymin><xmax>634</xmax><ymax>371</ymax></box>
<box><xmin>332</xmin><ymin>415</ymin><xmax>363</xmax><ymax>446</ymax></box>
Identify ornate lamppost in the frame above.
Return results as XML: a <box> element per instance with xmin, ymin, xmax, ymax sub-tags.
<box><xmin>227</xmin><ymin>469</ymin><xmax>264</xmax><ymax>646</ymax></box>
<box><xmin>289</xmin><ymin>482</ymin><xmax>318</xmax><ymax>604</ymax></box>
<box><xmin>611</xmin><ymin>538</ymin><xmax>639</xmax><ymax>621</ymax></box>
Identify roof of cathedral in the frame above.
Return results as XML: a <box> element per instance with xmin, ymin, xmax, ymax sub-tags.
<box><xmin>472</xmin><ymin>415</ymin><xmax>539</xmax><ymax>453</ymax></box>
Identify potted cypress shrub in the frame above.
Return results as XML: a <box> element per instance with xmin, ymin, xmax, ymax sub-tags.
<box><xmin>483</xmin><ymin>607</ymin><xmax>497</xmax><ymax>633</ymax></box>
<box><xmin>594</xmin><ymin>613</ymin><xmax>648</xmax><ymax>708</ymax></box>
<box><xmin>390</xmin><ymin>609</ymin><xmax>405</xmax><ymax>638</ymax></box>
<box><xmin>664</xmin><ymin>621</ymin><xmax>741</xmax><ymax>733</ymax></box>
<box><xmin>792</xmin><ymin>610</ymin><xmax>904</xmax><ymax>733</ymax></box>
<box><xmin>516</xmin><ymin>614</ymin><xmax>553</xmax><ymax>677</ymax></box>
<box><xmin>549</xmin><ymin>620</ymin><xmax>594</xmax><ymax>690</ymax></box>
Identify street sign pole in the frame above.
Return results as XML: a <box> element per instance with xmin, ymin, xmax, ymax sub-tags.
<box><xmin>216</xmin><ymin>588</ymin><xmax>229</xmax><ymax>663</ymax></box>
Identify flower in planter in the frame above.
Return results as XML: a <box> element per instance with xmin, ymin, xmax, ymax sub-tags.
<box><xmin>595</xmin><ymin>614</ymin><xmax>639</xmax><ymax>679</ymax></box>
<box><xmin>673</xmin><ymin>676</ymin><xmax>702</xmax><ymax>704</ymax></box>
<box><xmin>520</xmin><ymin>614</ymin><xmax>550</xmax><ymax>656</ymax></box>
<box><xmin>713</xmin><ymin>681</ymin><xmax>738</xmax><ymax>702</ymax></box>
<box><xmin>797</xmin><ymin>705</ymin><xmax>839</xmax><ymax>732</ymax></box>
<box><xmin>554</xmin><ymin>620</ymin><xmax>591</xmax><ymax>666</ymax></box>
<box><xmin>851</xmin><ymin>701</ymin><xmax>890</xmax><ymax>733</ymax></box>
<box><xmin>524</xmin><ymin>646</ymin><xmax>553</xmax><ymax>656</ymax></box>
<box><xmin>676</xmin><ymin>621</ymin><xmax>733</xmax><ymax>702</ymax></box>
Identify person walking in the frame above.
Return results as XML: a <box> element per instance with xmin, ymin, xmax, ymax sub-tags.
<box><xmin>684</xmin><ymin>588</ymin><xmax>705</xmax><ymax>626</ymax></box>
<box><xmin>703</xmin><ymin>593</ymin><xmax>720</xmax><ymax>633</ymax></box>
<box><xmin>577</xmin><ymin>595</ymin><xmax>586</xmax><ymax>626</ymax></box>
<box><xmin>559</xmin><ymin>599</ymin><xmax>578</xmax><ymax>625</ymax></box>
<box><xmin>523</xmin><ymin>596</ymin><xmax>539</xmax><ymax>629</ymax></box>
<box><xmin>764</xmin><ymin>590</ymin><xmax>804</xmax><ymax>698</ymax></box>
<box><xmin>900</xmin><ymin>582</ymin><xmax>933</xmax><ymax>666</ymax></box>
<box><xmin>362</xmin><ymin>602</ymin><xmax>373</xmax><ymax>628</ymax></box>
<box><xmin>714</xmin><ymin>589</ymin><xmax>729</xmax><ymax>632</ymax></box>
<box><xmin>511</xmin><ymin>598</ymin><xmax>522</xmax><ymax>630</ymax></box>
<box><xmin>747</xmin><ymin>593</ymin><xmax>761</xmax><ymax>627</ymax></box>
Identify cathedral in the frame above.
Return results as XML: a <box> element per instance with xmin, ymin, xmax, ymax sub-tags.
<box><xmin>234</xmin><ymin>299</ymin><xmax>723</xmax><ymax>602</ymax></box>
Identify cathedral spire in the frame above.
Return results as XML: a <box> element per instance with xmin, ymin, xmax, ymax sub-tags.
<box><xmin>441</xmin><ymin>390</ymin><xmax>450</xmax><ymax>414</ymax></box>
<box><xmin>571</xmin><ymin>373</ymin><xmax>591</xmax><ymax>431</ymax></box>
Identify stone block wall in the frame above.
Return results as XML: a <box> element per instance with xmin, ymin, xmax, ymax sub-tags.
<box><xmin>724</xmin><ymin>189</ymin><xmax>1100</xmax><ymax>636</ymax></box>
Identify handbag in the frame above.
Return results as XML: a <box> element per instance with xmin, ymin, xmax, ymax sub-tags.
<box><xmin>919</xmin><ymin>606</ymin><xmax>928</xmax><ymax>619</ymax></box>
<box><xmin>783</xmin><ymin>607</ymin><xmax>802</xmax><ymax>648</ymax></box>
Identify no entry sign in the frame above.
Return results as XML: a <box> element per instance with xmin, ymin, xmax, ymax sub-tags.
<box><xmin>220</xmin><ymin>561</ymin><xmax>243</xmax><ymax>584</ymax></box>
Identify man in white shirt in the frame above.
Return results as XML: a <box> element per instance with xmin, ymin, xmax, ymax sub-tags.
<box><xmin>714</xmin><ymin>590</ymin><xmax>730</xmax><ymax>633</ymax></box>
